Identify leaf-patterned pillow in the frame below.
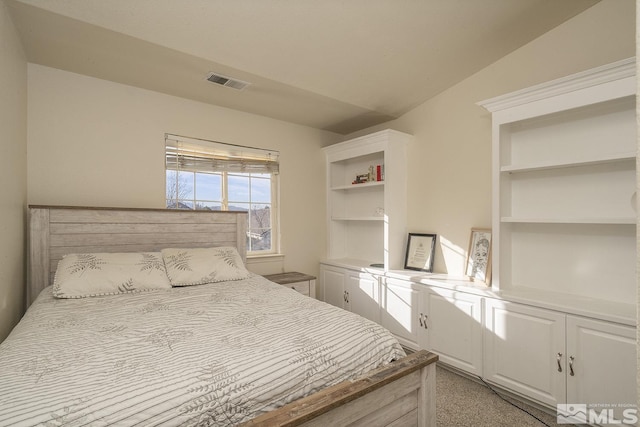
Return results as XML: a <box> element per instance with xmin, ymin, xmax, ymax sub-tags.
<box><xmin>53</xmin><ymin>252</ymin><xmax>171</xmax><ymax>298</ymax></box>
<box><xmin>161</xmin><ymin>247</ymin><xmax>250</xmax><ymax>287</ymax></box>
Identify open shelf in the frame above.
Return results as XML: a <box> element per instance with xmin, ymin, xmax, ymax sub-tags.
<box><xmin>501</xmin><ymin>217</ymin><xmax>636</xmax><ymax>225</ymax></box>
<box><xmin>331</xmin><ymin>181</ymin><xmax>385</xmax><ymax>191</ymax></box>
<box><xmin>479</xmin><ymin>58</ymin><xmax>636</xmax><ymax>310</ymax></box>
<box><xmin>324</xmin><ymin>129</ymin><xmax>410</xmax><ymax>270</ymax></box>
<box><xmin>500</xmin><ymin>151</ymin><xmax>635</xmax><ymax>173</ymax></box>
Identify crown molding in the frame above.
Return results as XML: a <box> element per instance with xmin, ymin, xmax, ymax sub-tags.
<box><xmin>478</xmin><ymin>57</ymin><xmax>635</xmax><ymax>113</ymax></box>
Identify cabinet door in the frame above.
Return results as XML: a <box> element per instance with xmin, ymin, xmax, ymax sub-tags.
<box><xmin>424</xmin><ymin>288</ymin><xmax>483</xmax><ymax>376</ymax></box>
<box><xmin>346</xmin><ymin>272</ymin><xmax>380</xmax><ymax>323</ymax></box>
<box><xmin>566</xmin><ymin>316</ymin><xmax>637</xmax><ymax>418</ymax></box>
<box><xmin>380</xmin><ymin>278</ymin><xmax>420</xmax><ymax>349</ymax></box>
<box><xmin>320</xmin><ymin>265</ymin><xmax>347</xmax><ymax>309</ymax></box>
<box><xmin>484</xmin><ymin>299</ymin><xmax>566</xmax><ymax>407</ymax></box>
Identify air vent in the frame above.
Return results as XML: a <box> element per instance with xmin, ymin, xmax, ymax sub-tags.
<box><xmin>205</xmin><ymin>72</ymin><xmax>251</xmax><ymax>91</ymax></box>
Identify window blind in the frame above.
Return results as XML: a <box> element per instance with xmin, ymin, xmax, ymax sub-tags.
<box><xmin>165</xmin><ymin>134</ymin><xmax>279</xmax><ymax>174</ymax></box>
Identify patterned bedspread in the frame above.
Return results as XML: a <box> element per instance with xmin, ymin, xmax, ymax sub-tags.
<box><xmin>0</xmin><ymin>275</ymin><xmax>404</xmax><ymax>426</ymax></box>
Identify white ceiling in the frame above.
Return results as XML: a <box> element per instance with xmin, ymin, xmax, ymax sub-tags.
<box><xmin>7</xmin><ymin>0</ymin><xmax>599</xmax><ymax>134</ymax></box>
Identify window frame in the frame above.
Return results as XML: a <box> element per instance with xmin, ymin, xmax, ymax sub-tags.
<box><xmin>165</xmin><ymin>134</ymin><xmax>280</xmax><ymax>256</ymax></box>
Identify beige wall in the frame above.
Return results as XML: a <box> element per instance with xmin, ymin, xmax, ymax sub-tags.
<box><xmin>0</xmin><ymin>0</ymin><xmax>27</xmax><ymax>341</ymax></box>
<box><xmin>345</xmin><ymin>0</ymin><xmax>636</xmax><ymax>277</ymax></box>
<box><xmin>27</xmin><ymin>65</ymin><xmax>340</xmax><ymax>279</ymax></box>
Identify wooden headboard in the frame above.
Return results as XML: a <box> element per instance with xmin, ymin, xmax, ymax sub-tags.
<box><xmin>27</xmin><ymin>205</ymin><xmax>248</xmax><ymax>307</ymax></box>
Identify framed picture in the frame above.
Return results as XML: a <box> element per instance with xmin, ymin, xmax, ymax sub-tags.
<box><xmin>404</xmin><ymin>233</ymin><xmax>437</xmax><ymax>272</ymax></box>
<box><xmin>465</xmin><ymin>228</ymin><xmax>492</xmax><ymax>284</ymax></box>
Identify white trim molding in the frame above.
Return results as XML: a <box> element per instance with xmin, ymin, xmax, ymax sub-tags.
<box><xmin>478</xmin><ymin>57</ymin><xmax>635</xmax><ymax>113</ymax></box>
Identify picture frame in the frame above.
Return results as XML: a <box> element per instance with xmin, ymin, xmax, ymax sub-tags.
<box><xmin>404</xmin><ymin>233</ymin><xmax>437</xmax><ymax>272</ymax></box>
<box><xmin>465</xmin><ymin>228</ymin><xmax>492</xmax><ymax>285</ymax></box>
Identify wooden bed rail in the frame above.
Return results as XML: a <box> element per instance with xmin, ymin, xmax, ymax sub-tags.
<box><xmin>242</xmin><ymin>350</ymin><xmax>439</xmax><ymax>427</ymax></box>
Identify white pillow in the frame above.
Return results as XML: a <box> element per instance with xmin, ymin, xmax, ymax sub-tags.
<box><xmin>53</xmin><ymin>252</ymin><xmax>171</xmax><ymax>299</ymax></box>
<box><xmin>161</xmin><ymin>246</ymin><xmax>250</xmax><ymax>287</ymax></box>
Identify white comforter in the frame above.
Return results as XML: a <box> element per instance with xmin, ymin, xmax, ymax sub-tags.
<box><xmin>0</xmin><ymin>275</ymin><xmax>404</xmax><ymax>426</ymax></box>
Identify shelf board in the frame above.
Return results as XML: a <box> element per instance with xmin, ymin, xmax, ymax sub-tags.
<box><xmin>501</xmin><ymin>216</ymin><xmax>636</xmax><ymax>225</ymax></box>
<box><xmin>331</xmin><ymin>181</ymin><xmax>384</xmax><ymax>191</ymax></box>
<box><xmin>321</xmin><ymin>258</ymin><xmax>385</xmax><ymax>270</ymax></box>
<box><xmin>496</xmin><ymin>286</ymin><xmax>636</xmax><ymax>325</ymax></box>
<box><xmin>501</xmin><ymin>152</ymin><xmax>635</xmax><ymax>174</ymax></box>
<box><xmin>331</xmin><ymin>216</ymin><xmax>385</xmax><ymax>221</ymax></box>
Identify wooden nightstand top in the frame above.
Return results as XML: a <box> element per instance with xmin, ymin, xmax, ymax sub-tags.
<box><xmin>263</xmin><ymin>272</ymin><xmax>316</xmax><ymax>285</ymax></box>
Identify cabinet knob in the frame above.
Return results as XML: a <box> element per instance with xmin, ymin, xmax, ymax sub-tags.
<box><xmin>556</xmin><ymin>352</ymin><xmax>563</xmax><ymax>373</ymax></box>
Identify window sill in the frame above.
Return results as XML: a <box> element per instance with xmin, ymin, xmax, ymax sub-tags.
<box><xmin>247</xmin><ymin>253</ymin><xmax>284</xmax><ymax>262</ymax></box>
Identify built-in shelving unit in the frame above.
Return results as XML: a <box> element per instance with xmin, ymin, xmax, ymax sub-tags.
<box><xmin>323</xmin><ymin>129</ymin><xmax>411</xmax><ymax>270</ymax></box>
<box><xmin>479</xmin><ymin>58</ymin><xmax>636</xmax><ymax>308</ymax></box>
<box><xmin>319</xmin><ymin>60</ymin><xmax>637</xmax><ymax>415</ymax></box>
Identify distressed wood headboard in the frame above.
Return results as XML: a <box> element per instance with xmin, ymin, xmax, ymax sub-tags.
<box><xmin>27</xmin><ymin>205</ymin><xmax>247</xmax><ymax>307</ymax></box>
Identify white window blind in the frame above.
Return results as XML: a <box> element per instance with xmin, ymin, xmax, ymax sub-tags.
<box><xmin>165</xmin><ymin>134</ymin><xmax>279</xmax><ymax>174</ymax></box>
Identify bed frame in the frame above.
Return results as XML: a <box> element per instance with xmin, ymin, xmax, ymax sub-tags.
<box><xmin>27</xmin><ymin>205</ymin><xmax>438</xmax><ymax>427</ymax></box>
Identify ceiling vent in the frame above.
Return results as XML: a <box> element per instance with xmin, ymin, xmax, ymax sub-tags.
<box><xmin>205</xmin><ymin>72</ymin><xmax>251</xmax><ymax>91</ymax></box>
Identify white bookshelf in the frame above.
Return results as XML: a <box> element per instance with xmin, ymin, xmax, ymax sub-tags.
<box><xmin>479</xmin><ymin>58</ymin><xmax>636</xmax><ymax>307</ymax></box>
<box><xmin>323</xmin><ymin>129</ymin><xmax>410</xmax><ymax>270</ymax></box>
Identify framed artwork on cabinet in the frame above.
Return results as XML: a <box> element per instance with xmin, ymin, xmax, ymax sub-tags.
<box><xmin>404</xmin><ymin>233</ymin><xmax>436</xmax><ymax>272</ymax></box>
<box><xmin>465</xmin><ymin>228</ymin><xmax>492</xmax><ymax>285</ymax></box>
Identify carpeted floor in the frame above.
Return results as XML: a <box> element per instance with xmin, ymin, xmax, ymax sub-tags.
<box><xmin>436</xmin><ymin>366</ymin><xmax>573</xmax><ymax>427</ymax></box>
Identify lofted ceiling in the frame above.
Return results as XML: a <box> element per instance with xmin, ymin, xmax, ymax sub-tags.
<box><xmin>7</xmin><ymin>0</ymin><xmax>599</xmax><ymax>134</ymax></box>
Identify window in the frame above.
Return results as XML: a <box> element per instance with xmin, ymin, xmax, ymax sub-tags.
<box><xmin>165</xmin><ymin>134</ymin><xmax>279</xmax><ymax>254</ymax></box>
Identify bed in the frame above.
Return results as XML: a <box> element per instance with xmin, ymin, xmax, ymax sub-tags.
<box><xmin>0</xmin><ymin>205</ymin><xmax>437</xmax><ymax>426</ymax></box>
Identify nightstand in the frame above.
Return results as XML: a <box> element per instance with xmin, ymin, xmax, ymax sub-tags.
<box><xmin>263</xmin><ymin>272</ymin><xmax>316</xmax><ymax>298</ymax></box>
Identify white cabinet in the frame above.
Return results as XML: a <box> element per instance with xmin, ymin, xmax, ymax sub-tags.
<box><xmin>422</xmin><ymin>288</ymin><xmax>483</xmax><ymax>376</ymax></box>
<box><xmin>484</xmin><ymin>299</ymin><xmax>637</xmax><ymax>410</ymax></box>
<box><xmin>321</xmin><ymin>264</ymin><xmax>348</xmax><ymax>309</ymax></box>
<box><xmin>478</xmin><ymin>58</ymin><xmax>636</xmax><ymax>308</ymax></box>
<box><xmin>380</xmin><ymin>277</ymin><xmax>421</xmax><ymax>349</ymax></box>
<box><xmin>379</xmin><ymin>277</ymin><xmax>483</xmax><ymax>376</ymax></box>
<box><xmin>319</xmin><ymin>263</ymin><xmax>380</xmax><ymax>323</ymax></box>
<box><xmin>323</xmin><ymin>129</ymin><xmax>410</xmax><ymax>270</ymax></box>
<box><xmin>345</xmin><ymin>271</ymin><xmax>380</xmax><ymax>323</ymax></box>
<box><xmin>566</xmin><ymin>316</ymin><xmax>637</xmax><ymax>418</ymax></box>
<box><xmin>484</xmin><ymin>299</ymin><xmax>566</xmax><ymax>407</ymax></box>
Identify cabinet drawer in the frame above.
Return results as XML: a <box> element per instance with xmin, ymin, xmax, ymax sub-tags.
<box><xmin>287</xmin><ymin>281</ymin><xmax>310</xmax><ymax>296</ymax></box>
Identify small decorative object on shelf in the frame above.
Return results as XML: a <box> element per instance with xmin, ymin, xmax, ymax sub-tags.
<box><xmin>352</xmin><ymin>164</ymin><xmax>385</xmax><ymax>184</ymax></box>
<box><xmin>404</xmin><ymin>233</ymin><xmax>437</xmax><ymax>273</ymax></box>
<box><xmin>465</xmin><ymin>228</ymin><xmax>492</xmax><ymax>285</ymax></box>
<box><xmin>353</xmin><ymin>174</ymin><xmax>370</xmax><ymax>184</ymax></box>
